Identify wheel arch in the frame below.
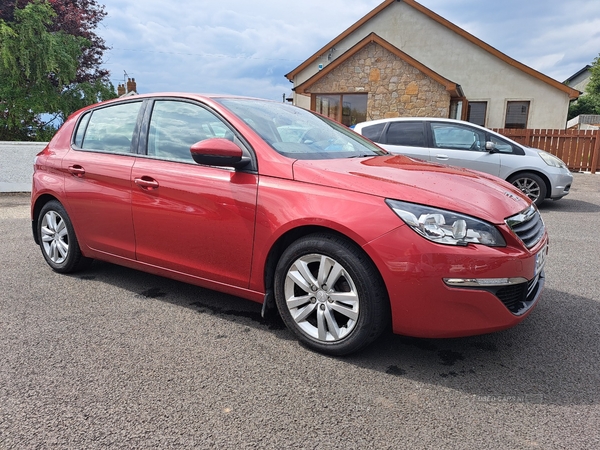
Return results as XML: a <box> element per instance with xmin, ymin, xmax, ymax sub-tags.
<box><xmin>506</xmin><ymin>170</ymin><xmax>551</xmax><ymax>200</ymax></box>
<box><xmin>31</xmin><ymin>194</ymin><xmax>61</xmax><ymax>244</ymax></box>
<box><xmin>261</xmin><ymin>225</ymin><xmax>390</xmax><ymax>317</ymax></box>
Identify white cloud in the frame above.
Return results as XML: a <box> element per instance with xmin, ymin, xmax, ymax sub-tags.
<box><xmin>98</xmin><ymin>0</ymin><xmax>600</xmax><ymax>98</ymax></box>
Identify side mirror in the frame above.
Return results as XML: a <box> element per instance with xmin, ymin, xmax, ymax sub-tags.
<box><xmin>485</xmin><ymin>141</ymin><xmax>497</xmax><ymax>153</ymax></box>
<box><xmin>190</xmin><ymin>138</ymin><xmax>250</xmax><ymax>169</ymax></box>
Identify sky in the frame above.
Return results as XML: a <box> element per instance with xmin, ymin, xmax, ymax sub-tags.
<box><xmin>97</xmin><ymin>0</ymin><xmax>600</xmax><ymax>101</ymax></box>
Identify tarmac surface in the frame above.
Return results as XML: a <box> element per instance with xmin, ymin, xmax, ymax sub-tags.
<box><xmin>1</xmin><ymin>173</ymin><xmax>599</xmax><ymax>449</ymax></box>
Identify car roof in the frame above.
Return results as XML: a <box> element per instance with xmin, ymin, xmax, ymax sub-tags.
<box><xmin>355</xmin><ymin>117</ymin><xmax>478</xmax><ymax>128</ymax></box>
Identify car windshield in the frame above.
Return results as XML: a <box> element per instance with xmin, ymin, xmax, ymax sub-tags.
<box><xmin>216</xmin><ymin>98</ymin><xmax>387</xmax><ymax>160</ymax></box>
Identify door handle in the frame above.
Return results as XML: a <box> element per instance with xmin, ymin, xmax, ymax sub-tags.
<box><xmin>134</xmin><ymin>177</ymin><xmax>159</xmax><ymax>190</ymax></box>
<box><xmin>435</xmin><ymin>154</ymin><xmax>449</xmax><ymax>161</ymax></box>
<box><xmin>68</xmin><ymin>165</ymin><xmax>85</xmax><ymax>177</ymax></box>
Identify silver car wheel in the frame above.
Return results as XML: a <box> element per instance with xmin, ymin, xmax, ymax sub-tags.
<box><xmin>511</xmin><ymin>177</ymin><xmax>541</xmax><ymax>202</ymax></box>
<box><xmin>508</xmin><ymin>172</ymin><xmax>547</xmax><ymax>206</ymax></box>
<box><xmin>284</xmin><ymin>253</ymin><xmax>359</xmax><ymax>342</ymax></box>
<box><xmin>41</xmin><ymin>210</ymin><xmax>69</xmax><ymax>264</ymax></box>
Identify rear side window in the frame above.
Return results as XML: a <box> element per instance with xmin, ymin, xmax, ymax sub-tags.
<box><xmin>361</xmin><ymin>123</ymin><xmax>386</xmax><ymax>142</ymax></box>
<box><xmin>75</xmin><ymin>102</ymin><xmax>142</xmax><ymax>153</ymax></box>
<box><xmin>385</xmin><ymin>122</ymin><xmax>426</xmax><ymax>147</ymax></box>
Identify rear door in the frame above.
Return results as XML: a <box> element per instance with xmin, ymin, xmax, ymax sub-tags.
<box><xmin>131</xmin><ymin>99</ymin><xmax>258</xmax><ymax>287</ymax></box>
<box><xmin>62</xmin><ymin>100</ymin><xmax>144</xmax><ymax>259</ymax></box>
<box><xmin>379</xmin><ymin>121</ymin><xmax>431</xmax><ymax>161</ymax></box>
<box><xmin>428</xmin><ymin>121</ymin><xmax>501</xmax><ymax>176</ymax></box>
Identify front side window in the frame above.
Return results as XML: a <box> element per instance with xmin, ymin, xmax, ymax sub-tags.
<box><xmin>489</xmin><ymin>135</ymin><xmax>518</xmax><ymax>154</ymax></box>
<box><xmin>505</xmin><ymin>101</ymin><xmax>530</xmax><ymax>129</ymax></box>
<box><xmin>385</xmin><ymin>122</ymin><xmax>426</xmax><ymax>147</ymax></box>
<box><xmin>431</xmin><ymin>123</ymin><xmax>486</xmax><ymax>151</ymax></box>
<box><xmin>76</xmin><ymin>101</ymin><xmax>142</xmax><ymax>153</ymax></box>
<box><xmin>467</xmin><ymin>102</ymin><xmax>487</xmax><ymax>127</ymax></box>
<box><xmin>218</xmin><ymin>98</ymin><xmax>386</xmax><ymax>160</ymax></box>
<box><xmin>147</xmin><ymin>100</ymin><xmax>234</xmax><ymax>162</ymax></box>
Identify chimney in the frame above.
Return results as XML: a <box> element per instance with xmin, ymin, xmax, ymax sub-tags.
<box><xmin>126</xmin><ymin>78</ymin><xmax>137</xmax><ymax>93</ymax></box>
<box><xmin>117</xmin><ymin>84</ymin><xmax>126</xmax><ymax>96</ymax></box>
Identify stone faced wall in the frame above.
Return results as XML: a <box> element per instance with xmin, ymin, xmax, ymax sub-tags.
<box><xmin>307</xmin><ymin>42</ymin><xmax>451</xmax><ymax>120</ymax></box>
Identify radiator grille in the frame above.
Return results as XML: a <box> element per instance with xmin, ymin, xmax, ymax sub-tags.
<box><xmin>506</xmin><ymin>205</ymin><xmax>545</xmax><ymax>249</ymax></box>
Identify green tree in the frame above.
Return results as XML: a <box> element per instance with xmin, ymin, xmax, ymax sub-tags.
<box><xmin>0</xmin><ymin>1</ymin><xmax>115</xmax><ymax>141</ymax></box>
<box><xmin>586</xmin><ymin>54</ymin><xmax>600</xmax><ymax>97</ymax></box>
<box><xmin>568</xmin><ymin>54</ymin><xmax>600</xmax><ymax>120</ymax></box>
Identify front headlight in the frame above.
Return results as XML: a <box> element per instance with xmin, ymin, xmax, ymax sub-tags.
<box><xmin>386</xmin><ymin>199</ymin><xmax>506</xmax><ymax>247</ymax></box>
<box><xmin>538</xmin><ymin>151</ymin><xmax>567</xmax><ymax>169</ymax></box>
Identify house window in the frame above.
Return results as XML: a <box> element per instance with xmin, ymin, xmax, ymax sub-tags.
<box><xmin>449</xmin><ymin>99</ymin><xmax>463</xmax><ymax>120</ymax></box>
<box><xmin>505</xmin><ymin>101</ymin><xmax>530</xmax><ymax>129</ymax></box>
<box><xmin>315</xmin><ymin>95</ymin><xmax>340</xmax><ymax>122</ymax></box>
<box><xmin>314</xmin><ymin>94</ymin><xmax>367</xmax><ymax>126</ymax></box>
<box><xmin>467</xmin><ymin>102</ymin><xmax>487</xmax><ymax>127</ymax></box>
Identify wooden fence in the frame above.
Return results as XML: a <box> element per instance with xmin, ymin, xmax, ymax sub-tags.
<box><xmin>492</xmin><ymin>128</ymin><xmax>600</xmax><ymax>174</ymax></box>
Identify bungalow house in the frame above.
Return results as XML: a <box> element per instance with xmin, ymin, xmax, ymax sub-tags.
<box><xmin>285</xmin><ymin>0</ymin><xmax>579</xmax><ymax>129</ymax></box>
<box><xmin>564</xmin><ymin>65</ymin><xmax>592</xmax><ymax>94</ymax></box>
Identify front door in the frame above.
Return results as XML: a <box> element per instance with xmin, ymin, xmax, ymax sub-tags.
<box><xmin>131</xmin><ymin>100</ymin><xmax>258</xmax><ymax>287</ymax></box>
<box><xmin>428</xmin><ymin>122</ymin><xmax>501</xmax><ymax>177</ymax></box>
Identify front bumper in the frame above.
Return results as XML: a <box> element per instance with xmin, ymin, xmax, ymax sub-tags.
<box><xmin>548</xmin><ymin>169</ymin><xmax>573</xmax><ymax>200</ymax></box>
<box><xmin>364</xmin><ymin>224</ymin><xmax>548</xmax><ymax>338</ymax></box>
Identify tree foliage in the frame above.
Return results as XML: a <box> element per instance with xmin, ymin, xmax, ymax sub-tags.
<box><xmin>586</xmin><ymin>53</ymin><xmax>600</xmax><ymax>97</ymax></box>
<box><xmin>568</xmin><ymin>54</ymin><xmax>600</xmax><ymax>120</ymax></box>
<box><xmin>0</xmin><ymin>0</ymin><xmax>109</xmax><ymax>83</ymax></box>
<box><xmin>0</xmin><ymin>1</ymin><xmax>115</xmax><ymax>141</ymax></box>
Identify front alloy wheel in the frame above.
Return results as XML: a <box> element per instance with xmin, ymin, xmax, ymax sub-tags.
<box><xmin>274</xmin><ymin>233</ymin><xmax>389</xmax><ymax>355</ymax></box>
<box><xmin>508</xmin><ymin>172</ymin><xmax>547</xmax><ymax>207</ymax></box>
<box><xmin>284</xmin><ymin>253</ymin><xmax>359</xmax><ymax>342</ymax></box>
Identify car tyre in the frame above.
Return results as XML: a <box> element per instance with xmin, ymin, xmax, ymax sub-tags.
<box><xmin>508</xmin><ymin>172</ymin><xmax>547</xmax><ymax>207</ymax></box>
<box><xmin>38</xmin><ymin>201</ymin><xmax>92</xmax><ymax>273</ymax></box>
<box><xmin>274</xmin><ymin>233</ymin><xmax>389</xmax><ymax>356</ymax></box>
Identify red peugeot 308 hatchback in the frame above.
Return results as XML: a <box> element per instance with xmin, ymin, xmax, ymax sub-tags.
<box><xmin>31</xmin><ymin>94</ymin><xmax>548</xmax><ymax>355</ymax></box>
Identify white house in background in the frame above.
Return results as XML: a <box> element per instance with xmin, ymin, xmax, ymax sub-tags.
<box><xmin>564</xmin><ymin>65</ymin><xmax>592</xmax><ymax>94</ymax></box>
<box><xmin>285</xmin><ymin>0</ymin><xmax>579</xmax><ymax>129</ymax></box>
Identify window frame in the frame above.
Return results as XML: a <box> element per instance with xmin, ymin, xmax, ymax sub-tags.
<box><xmin>382</xmin><ymin>121</ymin><xmax>428</xmax><ymax>148</ymax></box>
<box><xmin>311</xmin><ymin>93</ymin><xmax>368</xmax><ymax>127</ymax></box>
<box><xmin>466</xmin><ymin>101</ymin><xmax>488</xmax><ymax>127</ymax></box>
<box><xmin>138</xmin><ymin>97</ymin><xmax>258</xmax><ymax>172</ymax></box>
<box><xmin>429</xmin><ymin>122</ymin><xmax>487</xmax><ymax>152</ymax></box>
<box><xmin>72</xmin><ymin>100</ymin><xmax>145</xmax><ymax>155</ymax></box>
<box><xmin>504</xmin><ymin>100</ymin><xmax>531</xmax><ymax>129</ymax></box>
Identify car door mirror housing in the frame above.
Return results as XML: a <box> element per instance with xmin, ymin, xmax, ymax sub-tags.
<box><xmin>190</xmin><ymin>138</ymin><xmax>250</xmax><ymax>169</ymax></box>
<box><xmin>485</xmin><ymin>141</ymin><xmax>498</xmax><ymax>153</ymax></box>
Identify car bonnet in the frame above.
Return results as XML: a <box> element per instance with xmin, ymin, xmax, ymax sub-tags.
<box><xmin>291</xmin><ymin>155</ymin><xmax>532</xmax><ymax>224</ymax></box>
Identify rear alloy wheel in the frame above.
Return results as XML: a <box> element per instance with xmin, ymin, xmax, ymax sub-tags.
<box><xmin>274</xmin><ymin>233</ymin><xmax>389</xmax><ymax>356</ymax></box>
<box><xmin>508</xmin><ymin>172</ymin><xmax>547</xmax><ymax>207</ymax></box>
<box><xmin>38</xmin><ymin>201</ymin><xmax>91</xmax><ymax>273</ymax></box>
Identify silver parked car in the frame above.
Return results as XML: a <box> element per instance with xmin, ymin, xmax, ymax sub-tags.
<box><xmin>353</xmin><ymin>118</ymin><xmax>573</xmax><ymax>206</ymax></box>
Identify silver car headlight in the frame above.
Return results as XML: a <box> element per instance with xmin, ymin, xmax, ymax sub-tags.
<box><xmin>538</xmin><ymin>151</ymin><xmax>567</xmax><ymax>169</ymax></box>
<box><xmin>386</xmin><ymin>200</ymin><xmax>506</xmax><ymax>247</ymax></box>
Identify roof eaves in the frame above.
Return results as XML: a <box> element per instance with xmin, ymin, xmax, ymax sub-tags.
<box><xmin>285</xmin><ymin>0</ymin><xmax>396</xmax><ymax>81</ymax></box>
<box><xmin>403</xmin><ymin>0</ymin><xmax>580</xmax><ymax>99</ymax></box>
